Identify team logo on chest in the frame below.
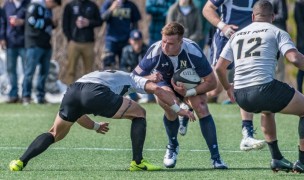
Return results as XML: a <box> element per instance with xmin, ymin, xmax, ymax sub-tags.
<box><xmin>180</xmin><ymin>60</ymin><xmax>187</xmax><ymax>68</ymax></box>
<box><xmin>161</xmin><ymin>62</ymin><xmax>169</xmax><ymax>67</ymax></box>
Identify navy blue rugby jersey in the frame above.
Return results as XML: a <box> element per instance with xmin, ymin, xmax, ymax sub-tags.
<box><xmin>133</xmin><ymin>38</ymin><xmax>212</xmax><ymax>84</ymax></box>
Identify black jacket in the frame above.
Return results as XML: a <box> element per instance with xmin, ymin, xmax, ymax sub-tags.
<box><xmin>295</xmin><ymin>0</ymin><xmax>304</xmax><ymax>53</ymax></box>
<box><xmin>62</xmin><ymin>0</ymin><xmax>103</xmax><ymax>42</ymax></box>
<box><xmin>268</xmin><ymin>0</ymin><xmax>288</xmax><ymax>31</ymax></box>
<box><xmin>25</xmin><ymin>2</ymin><xmax>54</xmax><ymax>49</ymax></box>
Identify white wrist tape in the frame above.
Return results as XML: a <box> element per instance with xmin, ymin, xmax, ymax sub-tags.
<box><xmin>224</xmin><ymin>27</ymin><xmax>233</xmax><ymax>38</ymax></box>
<box><xmin>185</xmin><ymin>88</ymin><xmax>197</xmax><ymax>97</ymax></box>
<box><xmin>170</xmin><ymin>103</ymin><xmax>181</xmax><ymax>113</ymax></box>
<box><xmin>93</xmin><ymin>122</ymin><xmax>100</xmax><ymax>130</ymax></box>
<box><xmin>216</xmin><ymin>21</ymin><xmax>226</xmax><ymax>30</ymax></box>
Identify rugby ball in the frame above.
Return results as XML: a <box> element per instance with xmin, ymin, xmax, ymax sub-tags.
<box><xmin>173</xmin><ymin>68</ymin><xmax>201</xmax><ymax>89</ymax></box>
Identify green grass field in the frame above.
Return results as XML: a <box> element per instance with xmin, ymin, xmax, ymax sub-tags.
<box><xmin>0</xmin><ymin>103</ymin><xmax>303</xmax><ymax>179</ymax></box>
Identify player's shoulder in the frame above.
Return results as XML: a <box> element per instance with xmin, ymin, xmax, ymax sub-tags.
<box><xmin>182</xmin><ymin>38</ymin><xmax>203</xmax><ymax>58</ymax></box>
<box><xmin>145</xmin><ymin>41</ymin><xmax>162</xmax><ymax>60</ymax></box>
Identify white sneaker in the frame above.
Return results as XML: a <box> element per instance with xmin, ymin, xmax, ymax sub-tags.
<box><xmin>163</xmin><ymin>145</ymin><xmax>179</xmax><ymax>168</ymax></box>
<box><xmin>240</xmin><ymin>137</ymin><xmax>266</xmax><ymax>151</ymax></box>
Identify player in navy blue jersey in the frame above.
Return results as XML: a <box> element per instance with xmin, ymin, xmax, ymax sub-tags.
<box><xmin>9</xmin><ymin>70</ymin><xmax>195</xmax><ymax>172</ymax></box>
<box><xmin>132</xmin><ymin>22</ymin><xmax>228</xmax><ymax>169</ymax></box>
<box><xmin>203</xmin><ymin>0</ymin><xmax>265</xmax><ymax>151</ymax></box>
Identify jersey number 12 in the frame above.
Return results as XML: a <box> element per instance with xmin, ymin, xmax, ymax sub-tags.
<box><xmin>236</xmin><ymin>37</ymin><xmax>262</xmax><ymax>59</ymax></box>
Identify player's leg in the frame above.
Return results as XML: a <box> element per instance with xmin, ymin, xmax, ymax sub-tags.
<box><xmin>154</xmin><ymin>86</ymin><xmax>180</xmax><ymax>168</ymax></box>
<box><xmin>186</xmin><ymin>94</ymin><xmax>227</xmax><ymax>169</ymax></box>
<box><xmin>240</xmin><ymin>109</ymin><xmax>265</xmax><ymax>151</ymax></box>
<box><xmin>178</xmin><ymin>102</ymin><xmax>191</xmax><ymax>136</ymax></box>
<box><xmin>279</xmin><ymin>90</ymin><xmax>304</xmax><ymax>173</ymax></box>
<box><xmin>9</xmin><ymin>114</ymin><xmax>73</xmax><ymax>171</ymax></box>
<box><xmin>260</xmin><ymin>112</ymin><xmax>293</xmax><ymax>172</ymax></box>
<box><xmin>111</xmin><ymin>97</ymin><xmax>161</xmax><ymax>171</ymax></box>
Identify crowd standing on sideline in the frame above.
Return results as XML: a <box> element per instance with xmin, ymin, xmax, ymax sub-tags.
<box><xmin>1</xmin><ymin>0</ymin><xmax>304</xmax><ymax>174</ymax></box>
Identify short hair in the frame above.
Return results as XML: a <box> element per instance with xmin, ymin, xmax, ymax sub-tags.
<box><xmin>161</xmin><ymin>22</ymin><xmax>184</xmax><ymax>38</ymax></box>
<box><xmin>253</xmin><ymin>0</ymin><xmax>274</xmax><ymax>17</ymax></box>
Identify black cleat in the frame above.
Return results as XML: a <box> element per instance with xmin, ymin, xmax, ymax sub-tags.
<box><xmin>270</xmin><ymin>158</ymin><xmax>293</xmax><ymax>173</ymax></box>
<box><xmin>293</xmin><ymin>160</ymin><xmax>304</xmax><ymax>174</ymax></box>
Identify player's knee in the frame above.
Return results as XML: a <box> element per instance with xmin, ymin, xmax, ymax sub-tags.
<box><xmin>135</xmin><ymin>105</ymin><xmax>146</xmax><ymax>118</ymax></box>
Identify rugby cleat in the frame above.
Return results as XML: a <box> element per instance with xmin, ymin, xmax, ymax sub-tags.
<box><xmin>211</xmin><ymin>158</ymin><xmax>228</xmax><ymax>169</ymax></box>
<box><xmin>163</xmin><ymin>145</ymin><xmax>179</xmax><ymax>168</ymax></box>
<box><xmin>129</xmin><ymin>159</ymin><xmax>161</xmax><ymax>171</ymax></box>
<box><xmin>178</xmin><ymin>116</ymin><xmax>189</xmax><ymax>136</ymax></box>
<box><xmin>9</xmin><ymin>159</ymin><xmax>24</xmax><ymax>171</ymax></box>
<box><xmin>240</xmin><ymin>137</ymin><xmax>266</xmax><ymax>151</ymax></box>
<box><xmin>293</xmin><ymin>160</ymin><xmax>304</xmax><ymax>173</ymax></box>
<box><xmin>270</xmin><ymin>158</ymin><xmax>293</xmax><ymax>173</ymax></box>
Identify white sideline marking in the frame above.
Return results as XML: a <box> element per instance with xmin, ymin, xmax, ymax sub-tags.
<box><xmin>0</xmin><ymin>147</ymin><xmax>297</xmax><ymax>153</ymax></box>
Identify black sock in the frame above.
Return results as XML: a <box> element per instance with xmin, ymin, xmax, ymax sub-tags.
<box><xmin>199</xmin><ymin>115</ymin><xmax>220</xmax><ymax>160</ymax></box>
<box><xmin>163</xmin><ymin>115</ymin><xmax>179</xmax><ymax>147</ymax></box>
<box><xmin>267</xmin><ymin>140</ymin><xmax>283</xmax><ymax>160</ymax></box>
<box><xmin>20</xmin><ymin>132</ymin><xmax>55</xmax><ymax>166</ymax></box>
<box><xmin>299</xmin><ymin>147</ymin><xmax>304</xmax><ymax>164</ymax></box>
<box><xmin>242</xmin><ymin>120</ymin><xmax>254</xmax><ymax>138</ymax></box>
<box><xmin>131</xmin><ymin>117</ymin><xmax>146</xmax><ymax>164</ymax></box>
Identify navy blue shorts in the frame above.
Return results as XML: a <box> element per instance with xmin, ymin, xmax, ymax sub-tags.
<box><xmin>59</xmin><ymin>83</ymin><xmax>123</xmax><ymax>122</ymax></box>
<box><xmin>234</xmin><ymin>80</ymin><xmax>295</xmax><ymax>113</ymax></box>
<box><xmin>210</xmin><ymin>31</ymin><xmax>234</xmax><ymax>69</ymax></box>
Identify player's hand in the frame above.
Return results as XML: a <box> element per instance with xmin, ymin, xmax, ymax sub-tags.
<box><xmin>146</xmin><ymin>72</ymin><xmax>163</xmax><ymax>83</ymax></box>
<box><xmin>222</xmin><ymin>25</ymin><xmax>238</xmax><ymax>38</ymax></box>
<box><xmin>171</xmin><ymin>79</ymin><xmax>187</xmax><ymax>96</ymax></box>
<box><xmin>177</xmin><ymin>109</ymin><xmax>196</xmax><ymax>121</ymax></box>
<box><xmin>226</xmin><ymin>83</ymin><xmax>235</xmax><ymax>103</ymax></box>
<box><xmin>96</xmin><ymin>122</ymin><xmax>109</xmax><ymax>134</ymax></box>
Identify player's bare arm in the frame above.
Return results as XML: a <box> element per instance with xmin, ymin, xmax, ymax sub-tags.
<box><xmin>215</xmin><ymin>57</ymin><xmax>235</xmax><ymax>102</ymax></box>
<box><xmin>203</xmin><ymin>1</ymin><xmax>238</xmax><ymax>38</ymax></box>
<box><xmin>144</xmin><ymin>81</ymin><xmax>196</xmax><ymax>120</ymax></box>
<box><xmin>76</xmin><ymin>115</ymin><xmax>109</xmax><ymax>134</ymax></box>
<box><xmin>285</xmin><ymin>49</ymin><xmax>304</xmax><ymax>70</ymax></box>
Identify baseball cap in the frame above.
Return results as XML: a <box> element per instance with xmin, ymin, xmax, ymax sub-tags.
<box><xmin>130</xmin><ymin>29</ymin><xmax>143</xmax><ymax>40</ymax></box>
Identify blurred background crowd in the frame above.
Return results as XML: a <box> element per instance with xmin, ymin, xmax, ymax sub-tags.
<box><xmin>0</xmin><ymin>0</ymin><xmax>302</xmax><ymax>104</ymax></box>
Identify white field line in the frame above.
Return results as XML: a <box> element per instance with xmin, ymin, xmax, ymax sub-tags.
<box><xmin>0</xmin><ymin>147</ymin><xmax>297</xmax><ymax>153</ymax></box>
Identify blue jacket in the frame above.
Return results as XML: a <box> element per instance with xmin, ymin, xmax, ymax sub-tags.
<box><xmin>0</xmin><ymin>0</ymin><xmax>30</xmax><ymax>48</ymax></box>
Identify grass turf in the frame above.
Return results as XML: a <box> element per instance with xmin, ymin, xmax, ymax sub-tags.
<box><xmin>0</xmin><ymin>103</ymin><xmax>303</xmax><ymax>179</ymax></box>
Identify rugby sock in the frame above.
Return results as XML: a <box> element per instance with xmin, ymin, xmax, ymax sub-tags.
<box><xmin>299</xmin><ymin>147</ymin><xmax>304</xmax><ymax>164</ymax></box>
<box><xmin>20</xmin><ymin>132</ymin><xmax>55</xmax><ymax>166</ymax></box>
<box><xmin>267</xmin><ymin>140</ymin><xmax>283</xmax><ymax>160</ymax></box>
<box><xmin>163</xmin><ymin>115</ymin><xmax>179</xmax><ymax>147</ymax></box>
<box><xmin>242</xmin><ymin>120</ymin><xmax>254</xmax><ymax>138</ymax></box>
<box><xmin>131</xmin><ymin>117</ymin><xmax>146</xmax><ymax>164</ymax></box>
<box><xmin>199</xmin><ymin>115</ymin><xmax>219</xmax><ymax>159</ymax></box>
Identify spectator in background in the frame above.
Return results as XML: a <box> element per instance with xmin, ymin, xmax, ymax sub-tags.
<box><xmin>0</xmin><ymin>0</ymin><xmax>30</xmax><ymax>103</ymax></box>
<box><xmin>62</xmin><ymin>0</ymin><xmax>103</xmax><ymax>85</ymax></box>
<box><xmin>100</xmin><ymin>0</ymin><xmax>141</xmax><ymax>70</ymax></box>
<box><xmin>192</xmin><ymin>0</ymin><xmax>212</xmax><ymax>50</ymax></box>
<box><xmin>145</xmin><ymin>0</ymin><xmax>176</xmax><ymax>46</ymax></box>
<box><xmin>120</xmin><ymin>29</ymin><xmax>148</xmax><ymax>73</ymax></box>
<box><xmin>22</xmin><ymin>0</ymin><xmax>61</xmax><ymax>105</ymax></box>
<box><xmin>295</xmin><ymin>0</ymin><xmax>304</xmax><ymax>93</ymax></box>
<box><xmin>120</xmin><ymin>29</ymin><xmax>148</xmax><ymax>102</ymax></box>
<box><xmin>268</xmin><ymin>0</ymin><xmax>288</xmax><ymax>82</ymax></box>
<box><xmin>166</xmin><ymin>0</ymin><xmax>202</xmax><ymax>45</ymax></box>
